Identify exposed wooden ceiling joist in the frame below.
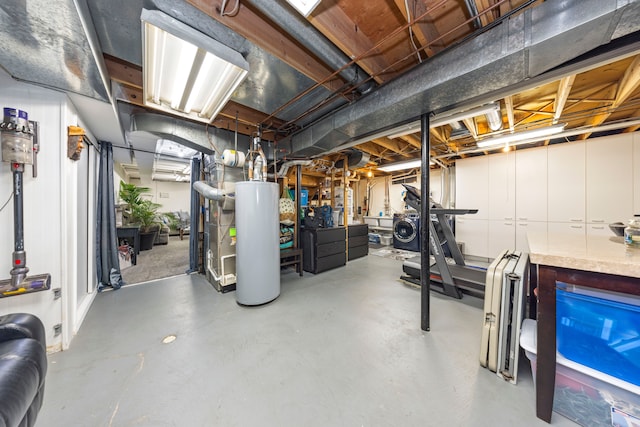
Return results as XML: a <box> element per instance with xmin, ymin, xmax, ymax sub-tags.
<box><xmin>554</xmin><ymin>75</ymin><xmax>576</xmax><ymax>124</ymax></box>
<box><xmin>308</xmin><ymin>2</ymin><xmax>397</xmax><ymax>83</ymax></box>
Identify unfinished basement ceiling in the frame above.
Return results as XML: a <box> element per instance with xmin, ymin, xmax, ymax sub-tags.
<box><xmin>1</xmin><ymin>0</ymin><xmax>639</xmax><ymax>179</ymax></box>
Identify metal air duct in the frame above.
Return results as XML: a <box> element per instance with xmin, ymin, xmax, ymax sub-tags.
<box><xmin>243</xmin><ymin>0</ymin><xmax>375</xmax><ymax>94</ymax></box>
<box><xmin>283</xmin><ymin>0</ymin><xmax>640</xmax><ymax>157</ymax></box>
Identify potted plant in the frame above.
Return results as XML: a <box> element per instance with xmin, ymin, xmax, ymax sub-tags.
<box><xmin>119</xmin><ymin>182</ymin><xmax>162</xmax><ymax>250</ymax></box>
<box><xmin>131</xmin><ymin>199</ymin><xmax>162</xmax><ymax>250</ymax></box>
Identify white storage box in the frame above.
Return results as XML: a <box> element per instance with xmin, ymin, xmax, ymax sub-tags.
<box><xmin>378</xmin><ymin>217</ymin><xmax>393</xmax><ymax>228</ymax></box>
<box><xmin>364</xmin><ymin>216</ymin><xmax>379</xmax><ymax>226</ymax></box>
<box><xmin>520</xmin><ymin>319</ymin><xmax>640</xmax><ymax>427</ymax></box>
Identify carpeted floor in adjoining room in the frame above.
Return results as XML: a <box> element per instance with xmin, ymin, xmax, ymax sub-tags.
<box><xmin>121</xmin><ymin>235</ymin><xmax>190</xmax><ymax>285</ymax></box>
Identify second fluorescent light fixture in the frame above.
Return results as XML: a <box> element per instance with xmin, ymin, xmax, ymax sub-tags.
<box><xmin>377</xmin><ymin>159</ymin><xmax>433</xmax><ymax>172</ymax></box>
<box><xmin>476</xmin><ymin>124</ymin><xmax>566</xmax><ymax>148</ymax></box>
<box><xmin>285</xmin><ymin>0</ymin><xmax>322</xmax><ymax>17</ymax></box>
<box><xmin>141</xmin><ymin>9</ymin><xmax>249</xmax><ymax>124</ymax></box>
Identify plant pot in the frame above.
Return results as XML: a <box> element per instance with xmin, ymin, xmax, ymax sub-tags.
<box><xmin>139</xmin><ymin>231</ymin><xmax>157</xmax><ymax>251</ymax></box>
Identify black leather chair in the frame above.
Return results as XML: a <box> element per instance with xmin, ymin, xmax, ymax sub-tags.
<box><xmin>0</xmin><ymin>313</ymin><xmax>47</xmax><ymax>427</ymax></box>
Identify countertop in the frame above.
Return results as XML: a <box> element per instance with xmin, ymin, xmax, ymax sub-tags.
<box><xmin>527</xmin><ymin>231</ymin><xmax>640</xmax><ymax>277</ymax></box>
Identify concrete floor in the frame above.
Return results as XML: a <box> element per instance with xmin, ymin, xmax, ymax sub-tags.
<box><xmin>120</xmin><ymin>235</ymin><xmax>190</xmax><ymax>285</ymax></box>
<box><xmin>38</xmin><ymin>255</ymin><xmax>576</xmax><ymax>427</ymax></box>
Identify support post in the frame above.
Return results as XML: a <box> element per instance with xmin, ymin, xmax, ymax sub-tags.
<box><xmin>296</xmin><ymin>164</ymin><xmax>302</xmax><ymax>249</ymax></box>
<box><xmin>420</xmin><ymin>113</ymin><xmax>431</xmax><ymax>331</ymax></box>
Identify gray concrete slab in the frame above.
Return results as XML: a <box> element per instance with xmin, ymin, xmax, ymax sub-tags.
<box><xmin>38</xmin><ymin>255</ymin><xmax>574</xmax><ymax>427</ymax></box>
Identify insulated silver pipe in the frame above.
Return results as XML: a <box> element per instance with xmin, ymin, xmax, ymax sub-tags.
<box><xmin>244</xmin><ymin>0</ymin><xmax>375</xmax><ymax>94</ymax></box>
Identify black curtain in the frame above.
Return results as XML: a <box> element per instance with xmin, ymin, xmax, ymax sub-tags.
<box><xmin>96</xmin><ymin>141</ymin><xmax>123</xmax><ymax>291</ymax></box>
<box><xmin>188</xmin><ymin>156</ymin><xmax>200</xmax><ymax>273</ymax></box>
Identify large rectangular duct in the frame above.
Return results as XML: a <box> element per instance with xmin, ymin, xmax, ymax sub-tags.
<box><xmin>285</xmin><ymin>0</ymin><xmax>640</xmax><ymax>157</ymax></box>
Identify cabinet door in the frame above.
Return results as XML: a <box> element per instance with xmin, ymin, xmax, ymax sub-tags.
<box><xmin>586</xmin><ymin>134</ymin><xmax>633</xmax><ymax>223</ymax></box>
<box><xmin>455</xmin><ymin>156</ymin><xmax>489</xmax><ymax>219</ymax></box>
<box><xmin>516</xmin><ymin>146</ymin><xmax>548</xmax><ymax>222</ymax></box>
<box><xmin>515</xmin><ymin>221</ymin><xmax>547</xmax><ymax>252</ymax></box>
<box><xmin>488</xmin><ymin>220</ymin><xmax>515</xmax><ymax>259</ymax></box>
<box><xmin>548</xmin><ymin>221</ymin><xmax>585</xmax><ymax>236</ymax></box>
<box><xmin>586</xmin><ymin>223</ymin><xmax>611</xmax><ymax>236</ymax></box>
<box><xmin>548</xmin><ymin>142</ymin><xmax>585</xmax><ymax>222</ymax></box>
<box><xmin>488</xmin><ymin>151</ymin><xmax>516</xmax><ymax>221</ymax></box>
<box><xmin>455</xmin><ymin>218</ymin><xmax>489</xmax><ymax>258</ymax></box>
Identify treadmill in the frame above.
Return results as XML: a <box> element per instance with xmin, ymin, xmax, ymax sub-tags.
<box><xmin>399</xmin><ymin>184</ymin><xmax>484</xmax><ymax>299</ymax></box>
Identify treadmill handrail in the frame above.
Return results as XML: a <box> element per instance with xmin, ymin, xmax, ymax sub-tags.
<box><xmin>431</xmin><ymin>208</ymin><xmax>478</xmax><ymax>215</ymax></box>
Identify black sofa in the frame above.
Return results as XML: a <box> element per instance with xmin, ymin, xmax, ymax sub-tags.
<box><xmin>0</xmin><ymin>313</ymin><xmax>47</xmax><ymax>427</ymax></box>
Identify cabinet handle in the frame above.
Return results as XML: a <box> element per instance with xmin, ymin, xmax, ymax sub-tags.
<box><xmin>518</xmin><ymin>217</ymin><xmax>528</xmax><ymax>221</ymax></box>
<box><xmin>519</xmin><ymin>223</ymin><xmax>528</xmax><ymax>227</ymax></box>
<box><xmin>591</xmin><ymin>226</ymin><xmax>604</xmax><ymax>230</ymax></box>
<box><xmin>504</xmin><ymin>217</ymin><xmax>513</xmax><ymax>220</ymax></box>
<box><xmin>504</xmin><ymin>222</ymin><xmax>513</xmax><ymax>226</ymax></box>
<box><xmin>570</xmin><ymin>218</ymin><xmax>583</xmax><ymax>222</ymax></box>
<box><xmin>592</xmin><ymin>219</ymin><xmax>605</xmax><ymax>223</ymax></box>
<box><xmin>570</xmin><ymin>225</ymin><xmax>583</xmax><ymax>229</ymax></box>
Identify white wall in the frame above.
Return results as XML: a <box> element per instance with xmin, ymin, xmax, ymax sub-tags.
<box><xmin>365</xmin><ymin>169</ymin><xmax>446</xmax><ymax>216</ymax></box>
<box><xmin>0</xmin><ymin>72</ymin><xmax>98</xmax><ymax>351</ymax></box>
<box><xmin>118</xmin><ymin>174</ymin><xmax>191</xmax><ymax>214</ymax></box>
<box><xmin>151</xmin><ymin>180</ymin><xmax>191</xmax><ymax>213</ymax></box>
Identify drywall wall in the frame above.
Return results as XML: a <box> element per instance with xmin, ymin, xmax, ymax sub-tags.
<box><xmin>0</xmin><ymin>71</ymin><xmax>98</xmax><ymax>351</ymax></box>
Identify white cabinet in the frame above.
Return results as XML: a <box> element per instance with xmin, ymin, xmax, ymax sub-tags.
<box><xmin>455</xmin><ymin>218</ymin><xmax>489</xmax><ymax>258</ymax></box>
<box><xmin>586</xmin><ymin>223</ymin><xmax>611</xmax><ymax>236</ymax></box>
<box><xmin>547</xmin><ymin>141</ymin><xmax>585</xmax><ymax>223</ymax></box>
<box><xmin>488</xmin><ymin>151</ymin><xmax>516</xmax><ymax>221</ymax></box>
<box><xmin>548</xmin><ymin>221</ymin><xmax>585</xmax><ymax>236</ymax></box>
<box><xmin>515</xmin><ymin>221</ymin><xmax>547</xmax><ymax>253</ymax></box>
<box><xmin>455</xmin><ymin>156</ymin><xmax>489</xmax><ymax>219</ymax></box>
<box><xmin>488</xmin><ymin>220</ymin><xmax>515</xmax><ymax>258</ymax></box>
<box><xmin>586</xmin><ymin>134</ymin><xmax>633</xmax><ymax>224</ymax></box>
<box><xmin>516</xmin><ymin>146</ymin><xmax>548</xmax><ymax>222</ymax></box>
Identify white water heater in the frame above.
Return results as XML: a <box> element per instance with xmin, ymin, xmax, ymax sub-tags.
<box><xmin>235</xmin><ymin>181</ymin><xmax>280</xmax><ymax>305</ymax></box>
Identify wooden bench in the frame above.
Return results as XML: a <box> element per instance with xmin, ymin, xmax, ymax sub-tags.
<box><xmin>280</xmin><ymin>248</ymin><xmax>303</xmax><ymax>277</ymax></box>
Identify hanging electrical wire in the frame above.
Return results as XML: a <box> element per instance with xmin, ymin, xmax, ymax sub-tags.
<box><xmin>405</xmin><ymin>0</ymin><xmax>423</xmax><ymax>64</ymax></box>
<box><xmin>0</xmin><ymin>191</ymin><xmax>13</xmax><ymax>213</ymax></box>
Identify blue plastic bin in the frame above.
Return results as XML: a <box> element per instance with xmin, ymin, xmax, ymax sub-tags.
<box><xmin>556</xmin><ymin>288</ymin><xmax>640</xmax><ymax>386</ymax></box>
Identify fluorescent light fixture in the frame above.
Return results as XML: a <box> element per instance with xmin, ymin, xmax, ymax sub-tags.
<box><xmin>430</xmin><ymin>103</ymin><xmax>500</xmax><ymax>128</ymax></box>
<box><xmin>377</xmin><ymin>159</ymin><xmax>433</xmax><ymax>172</ymax></box>
<box><xmin>387</xmin><ymin>123</ymin><xmax>422</xmax><ymax>139</ymax></box>
<box><xmin>155</xmin><ymin>139</ymin><xmax>198</xmax><ymax>159</ymax></box>
<box><xmin>285</xmin><ymin>0</ymin><xmax>321</xmax><ymax>17</ymax></box>
<box><xmin>381</xmin><ymin>103</ymin><xmax>501</xmax><ymax>140</ymax></box>
<box><xmin>476</xmin><ymin>124</ymin><xmax>566</xmax><ymax>148</ymax></box>
<box><xmin>141</xmin><ymin>9</ymin><xmax>249</xmax><ymax>124</ymax></box>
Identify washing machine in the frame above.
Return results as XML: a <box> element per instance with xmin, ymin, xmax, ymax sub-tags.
<box><xmin>393</xmin><ymin>212</ymin><xmax>421</xmax><ymax>251</ymax></box>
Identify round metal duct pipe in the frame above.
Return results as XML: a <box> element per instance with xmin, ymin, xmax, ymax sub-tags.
<box><xmin>244</xmin><ymin>0</ymin><xmax>375</xmax><ymax>94</ymax></box>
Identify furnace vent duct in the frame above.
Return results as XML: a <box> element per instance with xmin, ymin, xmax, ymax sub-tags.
<box><xmin>334</xmin><ymin>150</ymin><xmax>370</xmax><ymax>170</ymax></box>
<box><xmin>193</xmin><ymin>181</ymin><xmax>227</xmax><ymax>201</ymax></box>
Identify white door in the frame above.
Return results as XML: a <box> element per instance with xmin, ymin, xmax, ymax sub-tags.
<box><xmin>515</xmin><ymin>221</ymin><xmax>547</xmax><ymax>253</ymax></box>
<box><xmin>455</xmin><ymin>218</ymin><xmax>489</xmax><ymax>258</ymax></box>
<box><xmin>488</xmin><ymin>220</ymin><xmax>515</xmax><ymax>259</ymax></box>
<box><xmin>455</xmin><ymin>156</ymin><xmax>489</xmax><ymax>219</ymax></box>
<box><xmin>488</xmin><ymin>151</ymin><xmax>516</xmax><ymax>221</ymax></box>
<box><xmin>548</xmin><ymin>142</ymin><xmax>585</xmax><ymax>223</ymax></box>
<box><xmin>586</xmin><ymin>134</ymin><xmax>633</xmax><ymax>224</ymax></box>
<box><xmin>516</xmin><ymin>146</ymin><xmax>548</xmax><ymax>222</ymax></box>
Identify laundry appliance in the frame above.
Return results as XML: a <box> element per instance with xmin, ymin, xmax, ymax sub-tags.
<box><xmin>393</xmin><ymin>212</ymin><xmax>421</xmax><ymax>252</ymax></box>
